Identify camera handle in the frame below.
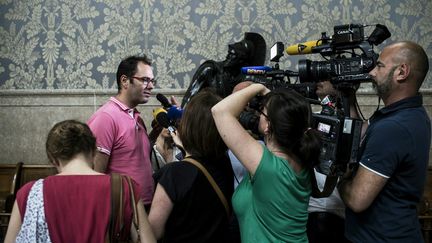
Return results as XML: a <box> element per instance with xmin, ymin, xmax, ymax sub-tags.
<box><xmin>311</xmin><ymin>169</ymin><xmax>340</xmax><ymax>198</ymax></box>
<box><xmin>334</xmin><ymin>83</ymin><xmax>360</xmax><ymax>117</ymax></box>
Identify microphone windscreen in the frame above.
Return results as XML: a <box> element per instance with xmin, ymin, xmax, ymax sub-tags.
<box><xmin>152</xmin><ymin>107</ymin><xmax>166</xmax><ymax>119</ymax></box>
<box><xmin>156</xmin><ymin>93</ymin><xmax>172</xmax><ymax>108</ymax></box>
<box><xmin>156</xmin><ymin>113</ymin><xmax>170</xmax><ymax>128</ymax></box>
<box><xmin>167</xmin><ymin>106</ymin><xmax>183</xmax><ymax>120</ymax></box>
<box><xmin>153</xmin><ymin>108</ymin><xmax>170</xmax><ymax>128</ymax></box>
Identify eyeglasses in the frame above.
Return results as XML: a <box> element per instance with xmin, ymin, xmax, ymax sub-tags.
<box><xmin>131</xmin><ymin>76</ymin><xmax>156</xmax><ymax>88</ymax></box>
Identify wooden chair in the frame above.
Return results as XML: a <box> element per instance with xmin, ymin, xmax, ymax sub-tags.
<box><xmin>0</xmin><ymin>162</ymin><xmax>23</xmax><ymax>213</ymax></box>
<box><xmin>0</xmin><ymin>162</ymin><xmax>23</xmax><ymax>241</ymax></box>
<box><xmin>19</xmin><ymin>164</ymin><xmax>57</xmax><ymax>187</ymax></box>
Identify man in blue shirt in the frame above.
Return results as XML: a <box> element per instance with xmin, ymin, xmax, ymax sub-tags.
<box><xmin>338</xmin><ymin>41</ymin><xmax>430</xmax><ymax>242</ymax></box>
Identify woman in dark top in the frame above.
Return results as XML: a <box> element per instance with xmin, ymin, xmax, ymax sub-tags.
<box><xmin>149</xmin><ymin>89</ymin><xmax>234</xmax><ymax>243</ymax></box>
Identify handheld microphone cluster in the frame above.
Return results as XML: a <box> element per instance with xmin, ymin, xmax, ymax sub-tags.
<box><xmin>153</xmin><ymin>108</ymin><xmax>170</xmax><ymax>128</ymax></box>
<box><xmin>152</xmin><ymin>103</ymin><xmax>185</xmax><ymax>160</ymax></box>
<box><xmin>154</xmin><ymin>93</ymin><xmax>184</xmax><ymax>133</ymax></box>
<box><xmin>156</xmin><ymin>93</ymin><xmax>183</xmax><ymax>121</ymax></box>
<box><xmin>152</xmin><ymin>107</ymin><xmax>176</xmax><ymax>133</ymax></box>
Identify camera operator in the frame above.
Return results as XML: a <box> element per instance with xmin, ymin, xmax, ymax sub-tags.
<box><xmin>338</xmin><ymin>41</ymin><xmax>430</xmax><ymax>242</ymax></box>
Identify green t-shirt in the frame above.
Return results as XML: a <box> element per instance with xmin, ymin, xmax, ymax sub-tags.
<box><xmin>232</xmin><ymin>145</ymin><xmax>311</xmax><ymax>243</ymax></box>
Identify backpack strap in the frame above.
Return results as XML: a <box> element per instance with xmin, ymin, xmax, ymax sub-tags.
<box><xmin>310</xmin><ymin>170</ymin><xmax>339</xmax><ymax>198</ymax></box>
<box><xmin>183</xmin><ymin>158</ymin><xmax>230</xmax><ymax>218</ymax></box>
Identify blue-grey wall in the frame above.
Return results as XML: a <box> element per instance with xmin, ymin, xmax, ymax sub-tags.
<box><xmin>1</xmin><ymin>0</ymin><xmax>431</xmax><ymax>90</ymax></box>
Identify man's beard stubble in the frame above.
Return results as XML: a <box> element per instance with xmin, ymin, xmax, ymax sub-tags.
<box><xmin>372</xmin><ymin>66</ymin><xmax>398</xmax><ymax>100</ymax></box>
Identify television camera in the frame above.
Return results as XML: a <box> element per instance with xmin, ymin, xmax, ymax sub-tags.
<box><xmin>240</xmin><ymin>24</ymin><xmax>390</xmax><ymax>196</ymax></box>
<box><xmin>294</xmin><ymin>24</ymin><xmax>390</xmax><ymax>85</ymax></box>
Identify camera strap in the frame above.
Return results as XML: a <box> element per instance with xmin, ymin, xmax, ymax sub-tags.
<box><xmin>310</xmin><ymin>171</ymin><xmax>339</xmax><ymax>198</ymax></box>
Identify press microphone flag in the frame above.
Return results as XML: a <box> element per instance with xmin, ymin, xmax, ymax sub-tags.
<box><xmin>241</xmin><ymin>66</ymin><xmax>272</xmax><ymax>75</ymax></box>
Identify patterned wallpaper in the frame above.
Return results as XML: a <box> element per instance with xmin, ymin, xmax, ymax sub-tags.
<box><xmin>0</xmin><ymin>0</ymin><xmax>431</xmax><ymax>90</ymax></box>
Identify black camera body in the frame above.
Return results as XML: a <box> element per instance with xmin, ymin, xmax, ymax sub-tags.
<box><xmin>239</xmin><ymin>97</ymin><xmax>363</xmax><ymax>177</ymax></box>
<box><xmin>297</xmin><ymin>24</ymin><xmax>390</xmax><ymax>86</ymax></box>
<box><xmin>313</xmin><ymin>113</ymin><xmax>363</xmax><ymax>176</ymax></box>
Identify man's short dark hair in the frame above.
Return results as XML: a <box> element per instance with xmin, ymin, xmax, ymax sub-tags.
<box><xmin>116</xmin><ymin>55</ymin><xmax>152</xmax><ymax>92</ymax></box>
<box><xmin>402</xmin><ymin>41</ymin><xmax>429</xmax><ymax>89</ymax></box>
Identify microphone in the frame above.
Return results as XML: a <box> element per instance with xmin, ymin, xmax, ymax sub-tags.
<box><xmin>241</xmin><ymin>66</ymin><xmax>272</xmax><ymax>75</ymax></box>
<box><xmin>153</xmin><ymin>107</ymin><xmax>185</xmax><ymax>159</ymax></box>
<box><xmin>156</xmin><ymin>93</ymin><xmax>183</xmax><ymax>120</ymax></box>
<box><xmin>285</xmin><ymin>40</ymin><xmax>323</xmax><ymax>55</ymax></box>
<box><xmin>156</xmin><ymin>93</ymin><xmax>172</xmax><ymax>108</ymax></box>
<box><xmin>153</xmin><ymin>108</ymin><xmax>169</xmax><ymax>127</ymax></box>
<box><xmin>167</xmin><ymin>106</ymin><xmax>183</xmax><ymax>121</ymax></box>
<box><xmin>153</xmin><ymin>107</ymin><xmax>176</xmax><ymax>133</ymax></box>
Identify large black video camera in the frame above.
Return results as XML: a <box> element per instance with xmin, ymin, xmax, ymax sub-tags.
<box><xmin>243</xmin><ymin>24</ymin><xmax>391</xmax><ymax>87</ymax></box>
<box><xmin>296</xmin><ymin>23</ymin><xmax>391</xmax><ymax>86</ymax></box>
<box><xmin>241</xmin><ymin>23</ymin><xmax>390</xmax><ymax>185</ymax></box>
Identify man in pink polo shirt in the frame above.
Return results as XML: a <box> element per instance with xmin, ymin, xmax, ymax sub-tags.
<box><xmin>88</xmin><ymin>55</ymin><xmax>155</xmax><ymax>209</ymax></box>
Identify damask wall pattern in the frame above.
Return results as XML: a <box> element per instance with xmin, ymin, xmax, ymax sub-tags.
<box><xmin>0</xmin><ymin>0</ymin><xmax>431</xmax><ymax>90</ymax></box>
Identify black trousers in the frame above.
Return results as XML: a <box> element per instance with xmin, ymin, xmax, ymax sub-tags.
<box><xmin>307</xmin><ymin>212</ymin><xmax>350</xmax><ymax>243</ymax></box>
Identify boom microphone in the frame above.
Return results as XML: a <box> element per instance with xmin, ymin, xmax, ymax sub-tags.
<box><xmin>286</xmin><ymin>40</ymin><xmax>323</xmax><ymax>55</ymax></box>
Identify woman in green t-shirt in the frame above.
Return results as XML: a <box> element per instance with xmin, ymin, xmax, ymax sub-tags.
<box><xmin>212</xmin><ymin>82</ymin><xmax>321</xmax><ymax>242</ymax></box>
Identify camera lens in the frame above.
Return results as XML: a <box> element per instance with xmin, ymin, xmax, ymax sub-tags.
<box><xmin>299</xmin><ymin>59</ymin><xmax>332</xmax><ymax>83</ymax></box>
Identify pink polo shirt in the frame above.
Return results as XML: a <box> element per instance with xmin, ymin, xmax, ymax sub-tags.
<box><xmin>88</xmin><ymin>97</ymin><xmax>154</xmax><ymax>204</ymax></box>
